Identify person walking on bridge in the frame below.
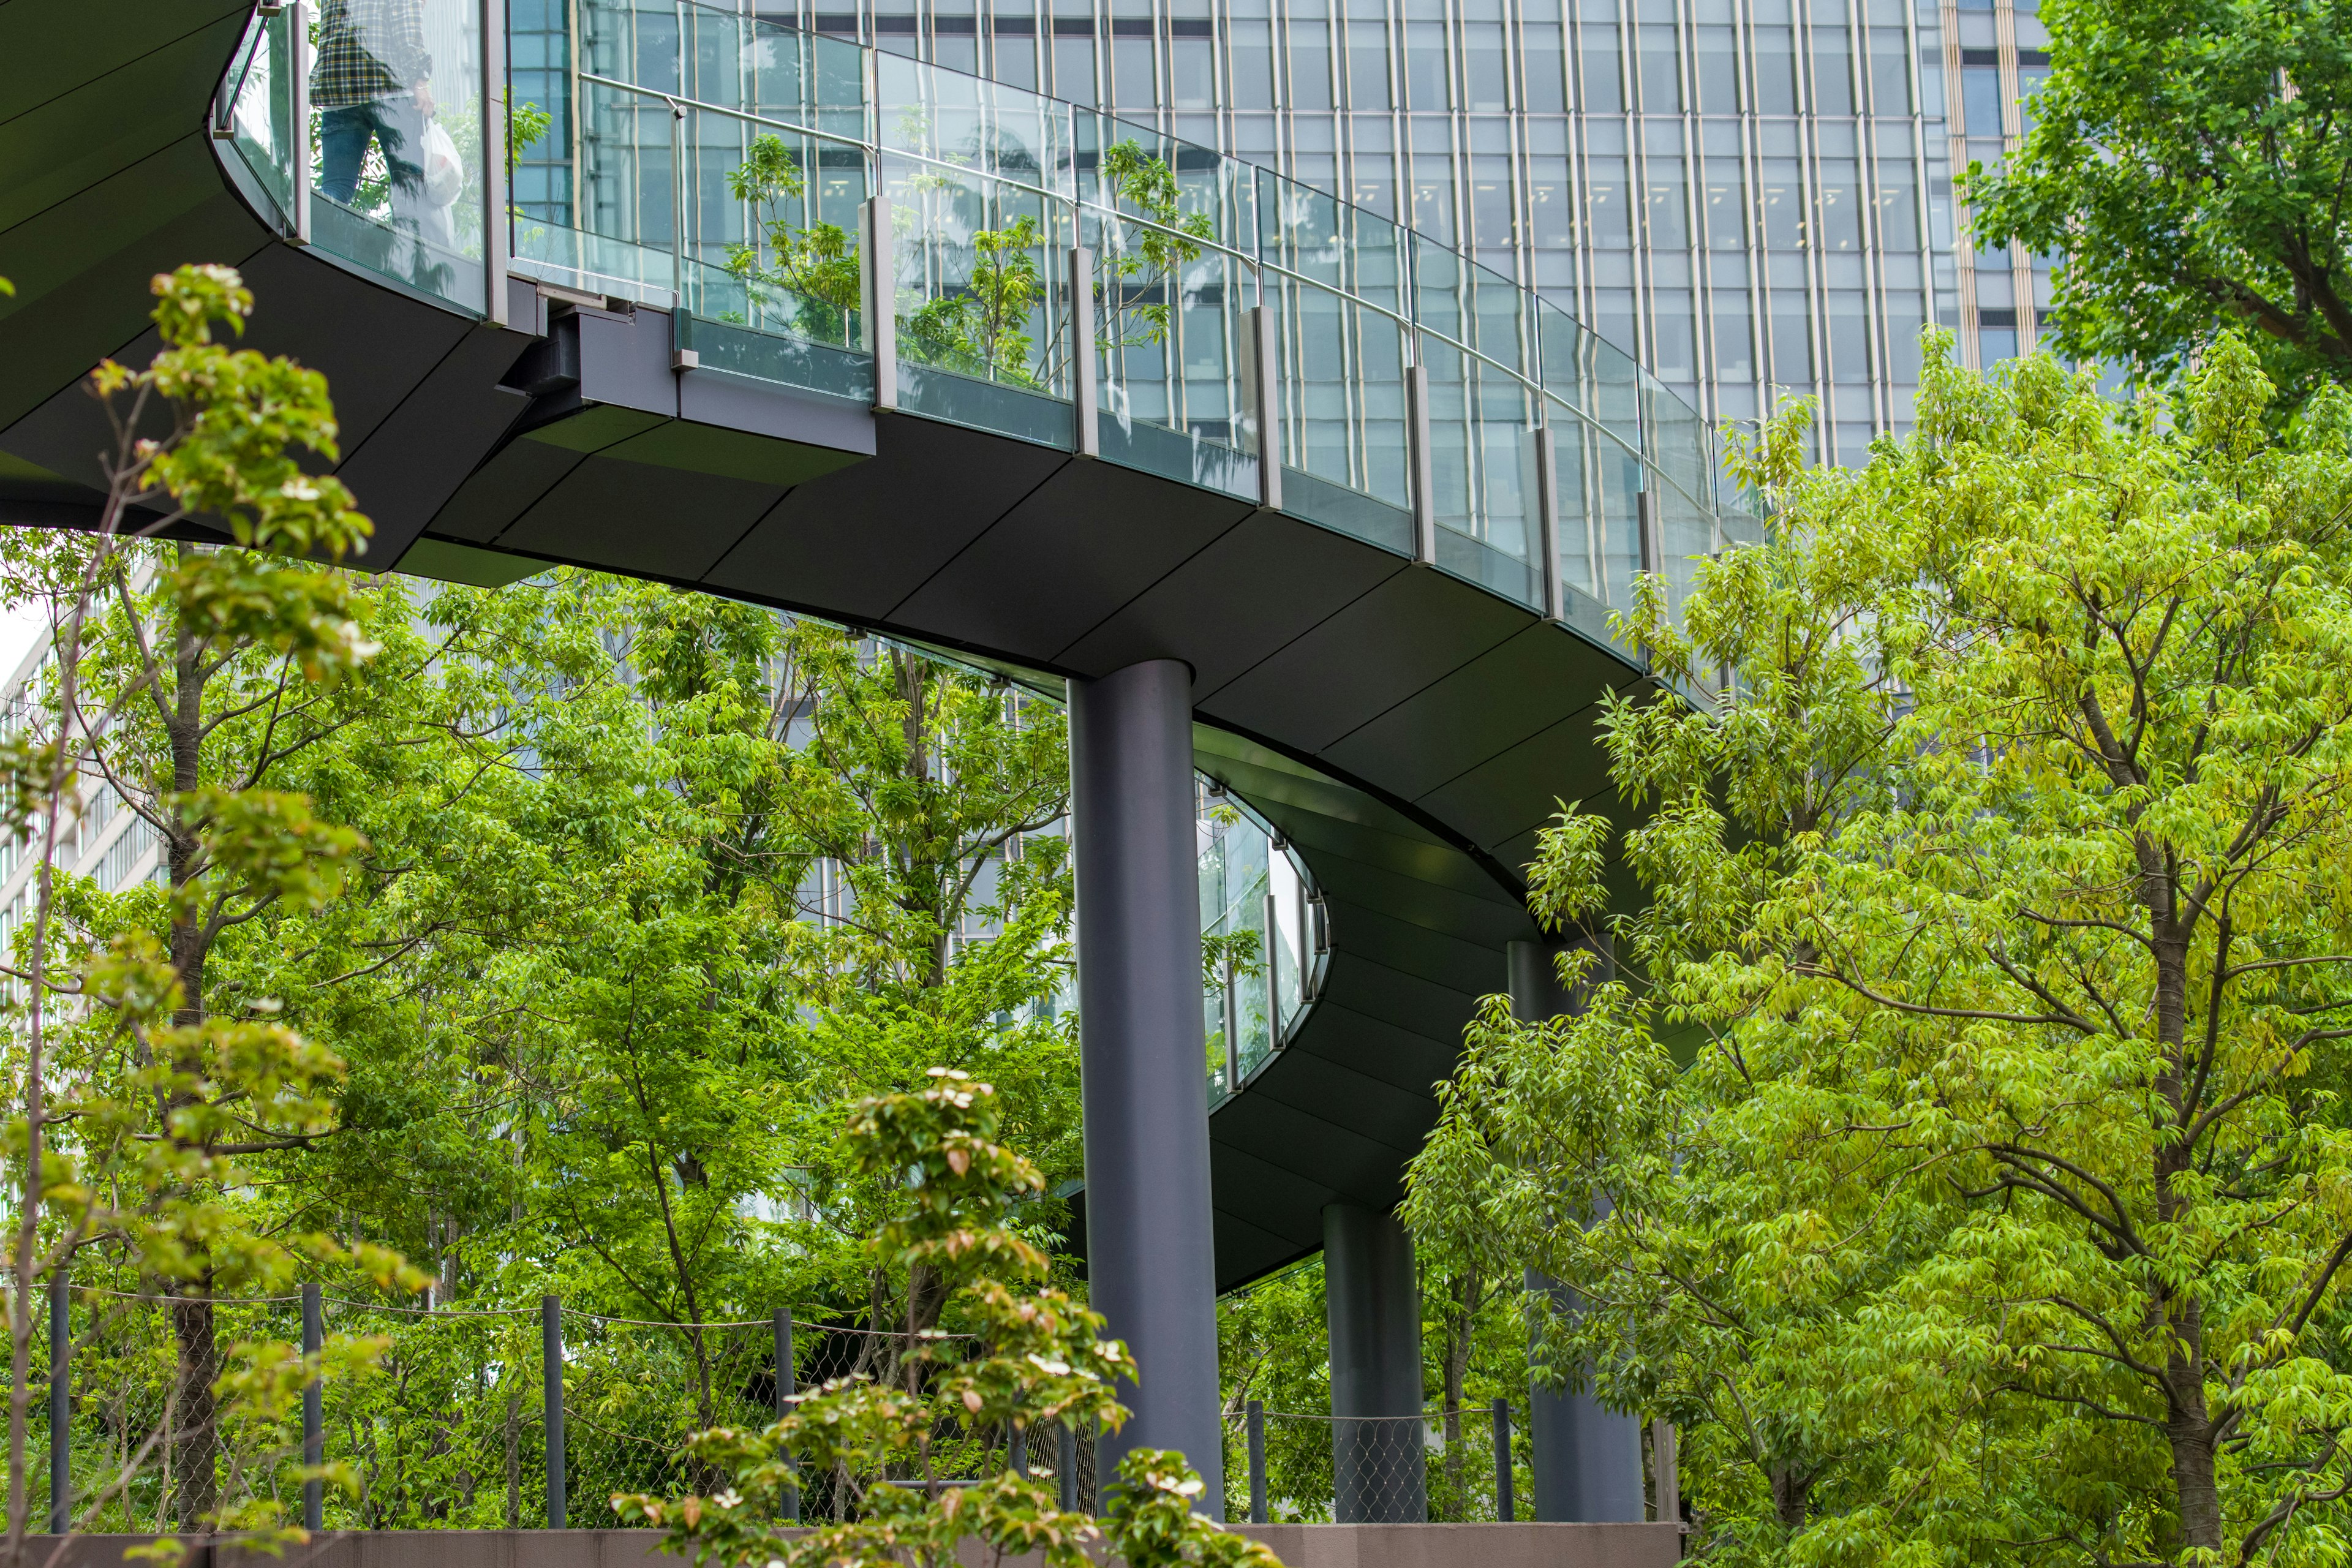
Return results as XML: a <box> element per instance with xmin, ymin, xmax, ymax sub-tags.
<box><xmin>310</xmin><ymin>0</ymin><xmax>454</xmax><ymax>251</ymax></box>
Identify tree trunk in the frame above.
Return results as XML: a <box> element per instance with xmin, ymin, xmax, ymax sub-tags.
<box><xmin>162</xmin><ymin>548</ymin><xmax>220</xmax><ymax>1531</ymax></box>
<box><xmin>1770</xmin><ymin>1464</ymin><xmax>1809</xmax><ymax>1531</ymax></box>
<box><xmin>169</xmin><ymin>1295</ymin><xmax>219</xmax><ymax>1529</ymax></box>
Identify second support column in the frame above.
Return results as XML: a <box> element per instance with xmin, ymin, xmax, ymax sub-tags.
<box><xmin>1070</xmin><ymin>658</ymin><xmax>1225</xmax><ymax>1520</ymax></box>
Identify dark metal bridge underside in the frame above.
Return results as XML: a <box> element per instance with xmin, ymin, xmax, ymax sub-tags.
<box><xmin>0</xmin><ymin>0</ymin><xmax>1648</xmax><ymax>1292</ymax></box>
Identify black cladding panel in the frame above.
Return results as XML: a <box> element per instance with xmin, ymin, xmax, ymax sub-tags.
<box><xmin>1199</xmin><ymin>568</ymin><xmax>1534</xmax><ymax>752</ymax></box>
<box><xmin>1058</xmin><ymin>507</ymin><xmax>1408</xmax><ymax>690</ymax></box>
<box><xmin>498</xmin><ymin>454</ymin><xmax>786</xmax><ymax>581</ymax></box>
<box><xmin>1322</xmin><ymin>624</ymin><xmax>1641</xmax><ymax>804</ymax></box>
<box><xmin>706</xmin><ymin>413</ymin><xmax>1069</xmax><ymax>620</ymax></box>
<box><xmin>887</xmin><ymin>457</ymin><xmax>1253</xmax><ymax>661</ymax></box>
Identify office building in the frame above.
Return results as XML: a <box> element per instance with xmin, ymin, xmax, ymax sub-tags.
<box><xmin>514</xmin><ymin>0</ymin><xmax>2054</xmax><ymax>466</ymax></box>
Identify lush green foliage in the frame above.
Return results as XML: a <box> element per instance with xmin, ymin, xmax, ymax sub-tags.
<box><xmin>0</xmin><ymin>263</ymin><xmax>423</xmax><ymax>1550</ymax></box>
<box><xmin>1409</xmin><ymin>336</ymin><xmax>2352</xmax><ymax>1564</ymax></box>
<box><xmin>617</xmin><ymin>1068</ymin><xmax>1281</xmax><ymax>1568</ymax></box>
<box><xmin>1967</xmin><ymin>0</ymin><xmax>2352</xmax><ymax>399</ymax></box>
<box><xmin>0</xmin><ymin>262</ymin><xmax>1101</xmax><ymax>1544</ymax></box>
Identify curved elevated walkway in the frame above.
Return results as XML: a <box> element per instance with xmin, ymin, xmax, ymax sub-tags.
<box><xmin>0</xmin><ymin>0</ymin><xmax>1707</xmax><ymax>1291</ymax></box>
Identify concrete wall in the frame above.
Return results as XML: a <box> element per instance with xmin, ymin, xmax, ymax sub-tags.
<box><xmin>26</xmin><ymin>1525</ymin><xmax>1683</xmax><ymax>1568</ymax></box>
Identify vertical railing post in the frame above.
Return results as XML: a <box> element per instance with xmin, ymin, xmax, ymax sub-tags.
<box><xmin>1533</xmin><ymin>426</ymin><xmax>1564</xmax><ymax>620</ymax></box>
<box><xmin>1058</xmin><ymin>1422</ymin><xmax>1079</xmax><ymax>1512</ymax></box>
<box><xmin>774</xmin><ymin>1307</ymin><xmax>798</xmax><ymax>1522</ymax></box>
<box><xmin>46</xmin><ymin>1278</ymin><xmax>67</xmax><ymax>1534</ymax></box>
<box><xmin>1068</xmin><ymin>246</ymin><xmax>1098</xmax><ymax>455</ymax></box>
<box><xmin>1491</xmin><ymin>1397</ymin><xmax>1513</xmax><ymax>1522</ymax></box>
<box><xmin>863</xmin><ymin>196</ymin><xmax>898</xmax><ymax>410</ymax></box>
<box><xmin>1245</xmin><ymin>302</ymin><xmax>1281</xmax><ymax>512</ymax></box>
<box><xmin>1406</xmin><ymin>355</ymin><xmax>1435</xmax><ymax>565</ymax></box>
<box><xmin>302</xmin><ymin>1282</ymin><xmax>323</xmax><ymax>1532</ymax></box>
<box><xmin>1637</xmin><ymin>489</ymin><xmax>1661</xmax><ymax>579</ymax></box>
<box><xmin>289</xmin><ymin>0</ymin><xmax>311</xmax><ymax>244</ymax></box>
<box><xmin>481</xmin><ymin>0</ymin><xmax>510</xmax><ymax>326</ymax></box>
<box><xmin>1221</xmin><ymin>951</ymin><xmax>1240</xmax><ymax>1089</ymax></box>
<box><xmin>1246</xmin><ymin>1398</ymin><xmax>1267</xmax><ymax>1525</ymax></box>
<box><xmin>668</xmin><ymin>101</ymin><xmax>687</xmax><ymax>309</ymax></box>
<box><xmin>542</xmin><ymin>1295</ymin><xmax>565</xmax><ymax>1528</ymax></box>
<box><xmin>1262</xmin><ymin>888</ymin><xmax>1282</xmax><ymax>1041</ymax></box>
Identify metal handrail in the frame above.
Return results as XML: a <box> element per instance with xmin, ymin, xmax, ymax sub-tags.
<box><xmin>575</xmin><ymin>67</ymin><xmax>1684</xmax><ymax>489</ymax></box>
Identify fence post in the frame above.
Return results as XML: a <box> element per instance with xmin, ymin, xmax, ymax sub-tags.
<box><xmin>303</xmin><ymin>1282</ymin><xmax>323</xmax><ymax>1531</ymax></box>
<box><xmin>542</xmin><ymin>1295</ymin><xmax>565</xmax><ymax>1528</ymax></box>
<box><xmin>1058</xmin><ymin>1423</ymin><xmax>1078</xmax><ymax>1512</ymax></box>
<box><xmin>1009</xmin><ymin>1426</ymin><xmax>1027</xmax><ymax>1477</ymax></box>
<box><xmin>1491</xmin><ymin>1398</ymin><xmax>1513</xmax><ymax>1522</ymax></box>
<box><xmin>1246</xmin><ymin>1398</ymin><xmax>1267</xmax><ymax>1524</ymax></box>
<box><xmin>47</xmin><ymin>1278</ymin><xmax>67</xmax><ymax>1534</ymax></box>
<box><xmin>1648</xmin><ymin>1417</ymin><xmax>1678</xmax><ymax>1528</ymax></box>
<box><xmin>774</xmin><ymin>1308</ymin><xmax>797</xmax><ymax>1523</ymax></box>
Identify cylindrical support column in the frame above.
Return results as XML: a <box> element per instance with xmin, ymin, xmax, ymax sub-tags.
<box><xmin>1069</xmin><ymin>658</ymin><xmax>1223</xmax><ymax>1520</ymax></box>
<box><xmin>47</xmin><ymin>1278</ymin><xmax>67</xmax><ymax>1534</ymax></box>
<box><xmin>541</xmin><ymin>1295</ymin><xmax>565</xmax><ymax>1528</ymax></box>
<box><xmin>1649</xmin><ymin>1417</ymin><xmax>1678</xmax><ymax>1526</ymax></box>
<box><xmin>1246</xmin><ymin>1399</ymin><xmax>1267</xmax><ymax>1524</ymax></box>
<box><xmin>1322</xmin><ymin>1203</ymin><xmax>1425</xmax><ymax>1523</ymax></box>
<box><xmin>1509</xmin><ymin>938</ymin><xmax>1645</xmax><ymax>1525</ymax></box>
<box><xmin>773</xmin><ymin>1308</ymin><xmax>798</xmax><ymax>1521</ymax></box>
<box><xmin>302</xmin><ymin>1282</ymin><xmax>323</xmax><ymax>1532</ymax></box>
<box><xmin>1058</xmin><ymin>1423</ymin><xmax>1079</xmax><ymax>1512</ymax></box>
<box><xmin>1491</xmin><ymin>1397</ymin><xmax>1514</xmax><ymax>1522</ymax></box>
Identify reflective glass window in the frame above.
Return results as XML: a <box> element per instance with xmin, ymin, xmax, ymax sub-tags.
<box><xmin>1694</xmin><ymin>24</ymin><xmax>1738</xmax><ymax>110</ymax></box>
<box><xmin>1580</xmin><ymin>23</ymin><xmax>1623</xmax><ymax>111</ymax></box>
<box><xmin>1638</xmin><ymin>23</ymin><xmax>1680</xmax><ymax>110</ymax></box>
<box><xmin>1811</xmin><ymin>26</ymin><xmax>1850</xmax><ymax>114</ymax></box>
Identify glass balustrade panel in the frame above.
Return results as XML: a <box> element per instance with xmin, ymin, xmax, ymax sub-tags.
<box><xmin>223</xmin><ymin>12</ymin><xmax>298</xmax><ymax>221</ymax></box>
<box><xmin>301</xmin><ymin>0</ymin><xmax>488</xmax><ymax>312</ymax></box>
<box><xmin>265</xmin><ymin>0</ymin><xmax>1740</xmax><ymax>623</ymax></box>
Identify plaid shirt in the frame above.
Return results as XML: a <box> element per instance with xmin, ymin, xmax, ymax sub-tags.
<box><xmin>310</xmin><ymin>0</ymin><xmax>433</xmax><ymax>108</ymax></box>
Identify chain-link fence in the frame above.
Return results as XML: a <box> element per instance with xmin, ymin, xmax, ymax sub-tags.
<box><xmin>32</xmin><ymin>1285</ymin><xmax>1562</xmax><ymax>1532</ymax></box>
<box><xmin>1224</xmin><ymin>1401</ymin><xmax>1526</xmax><ymax>1524</ymax></box>
<box><xmin>26</xmin><ymin>1284</ymin><xmax>1130</xmax><ymax>1533</ymax></box>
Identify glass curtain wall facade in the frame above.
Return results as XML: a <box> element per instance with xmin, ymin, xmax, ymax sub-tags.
<box><xmin>1943</xmin><ymin>0</ymin><xmax>2048</xmax><ymax>371</ymax></box>
<box><xmin>505</xmin><ymin>0</ymin><xmax>2015</xmax><ymax>462</ymax></box>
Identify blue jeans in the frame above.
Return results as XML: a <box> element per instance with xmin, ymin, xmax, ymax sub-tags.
<box><xmin>318</xmin><ymin>96</ymin><xmax>421</xmax><ymax>206</ymax></box>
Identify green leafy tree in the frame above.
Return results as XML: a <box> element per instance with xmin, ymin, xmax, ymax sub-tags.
<box><xmin>903</xmin><ymin>214</ymin><xmax>1044</xmax><ymax>383</ymax></box>
<box><xmin>1096</xmin><ymin>141</ymin><xmax>1212</xmax><ymax>352</ymax></box>
<box><xmin>617</xmin><ymin>1068</ymin><xmax>1284</xmax><ymax>1568</ymax></box>
<box><xmin>726</xmin><ymin>135</ymin><xmax>864</xmax><ymax>345</ymax></box>
<box><xmin>0</xmin><ymin>264</ymin><xmax>420</xmax><ymax>1549</ymax></box>
<box><xmin>1966</xmin><ymin>0</ymin><xmax>2352</xmax><ymax>398</ymax></box>
<box><xmin>1410</xmin><ymin>336</ymin><xmax>2352</xmax><ymax>1564</ymax></box>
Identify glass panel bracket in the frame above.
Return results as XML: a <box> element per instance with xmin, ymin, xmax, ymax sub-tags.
<box><xmin>481</xmin><ymin>0</ymin><xmax>510</xmax><ymax>326</ymax></box>
<box><xmin>1404</xmin><ymin>357</ymin><xmax>1434</xmax><ymax>565</ymax></box>
<box><xmin>1532</xmin><ymin>425</ymin><xmax>1564</xmax><ymax>622</ymax></box>
<box><xmin>862</xmin><ymin>197</ymin><xmax>897</xmax><ymax>411</ymax></box>
<box><xmin>290</xmin><ymin>0</ymin><xmax>311</xmax><ymax>246</ymax></box>
<box><xmin>1069</xmin><ymin>246</ymin><xmax>1098</xmax><ymax>456</ymax></box>
<box><xmin>1242</xmin><ymin>303</ymin><xmax>1281</xmax><ymax>512</ymax></box>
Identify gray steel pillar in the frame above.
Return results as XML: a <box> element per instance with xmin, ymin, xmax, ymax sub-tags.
<box><xmin>1070</xmin><ymin>658</ymin><xmax>1224</xmax><ymax>1519</ymax></box>
<box><xmin>542</xmin><ymin>1295</ymin><xmax>565</xmax><ymax>1528</ymax></box>
<box><xmin>1508</xmin><ymin>938</ymin><xmax>1645</xmax><ymax>1524</ymax></box>
<box><xmin>1491</xmin><ymin>1396</ymin><xmax>1514</xmax><ymax>1521</ymax></box>
<box><xmin>48</xmin><ymin>1278</ymin><xmax>67</xmax><ymax>1534</ymax></box>
<box><xmin>302</xmin><ymin>1282</ymin><xmax>322</xmax><ymax>1531</ymax></box>
<box><xmin>1322</xmin><ymin>1202</ymin><xmax>1425</xmax><ymax>1523</ymax></box>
